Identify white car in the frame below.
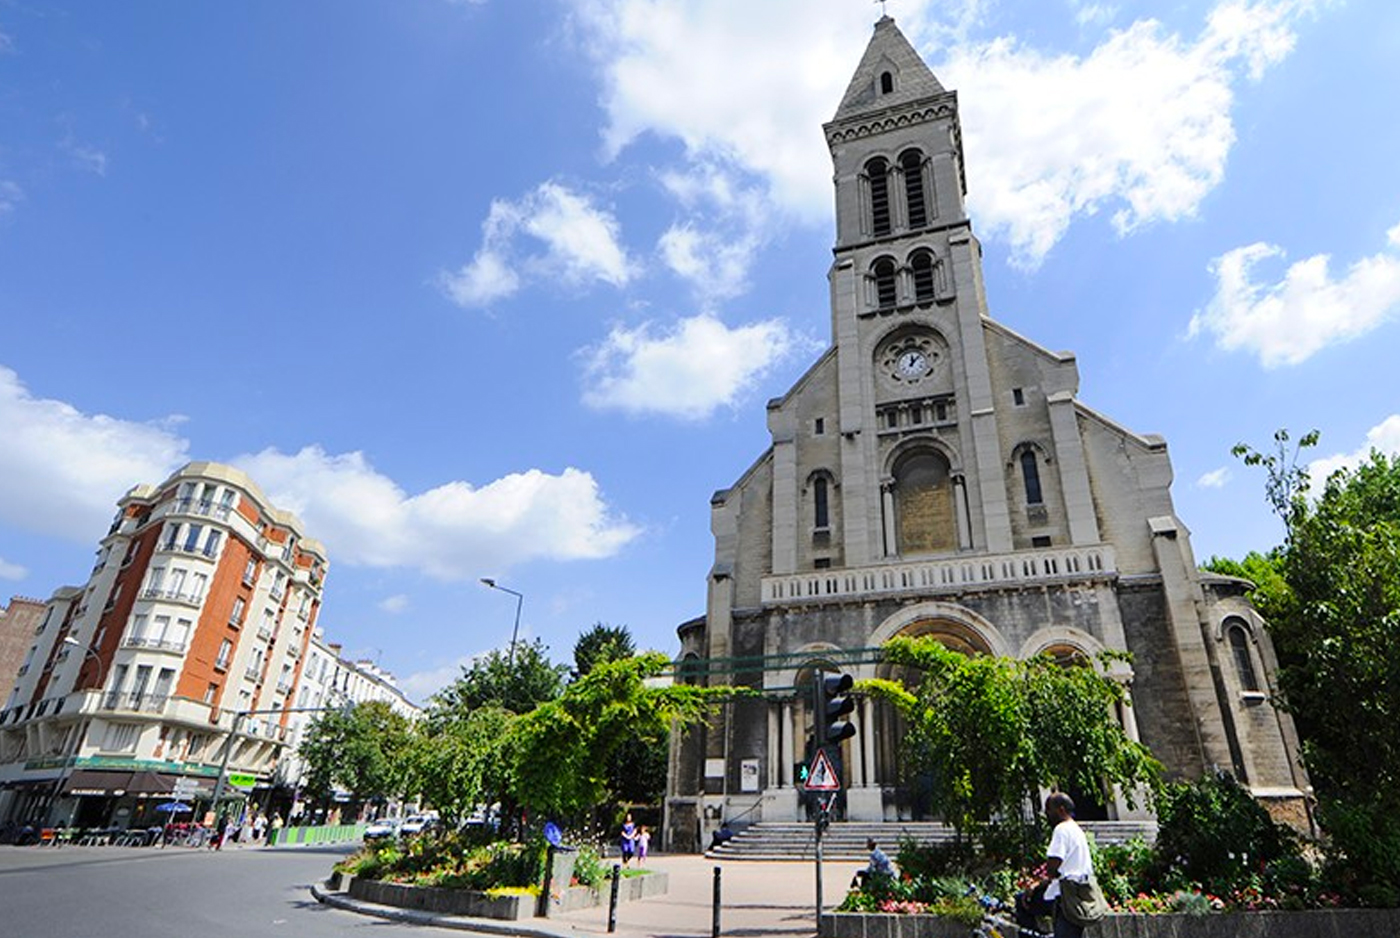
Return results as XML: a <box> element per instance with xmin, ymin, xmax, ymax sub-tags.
<box><xmin>400</xmin><ymin>814</ymin><xmax>436</xmax><ymax>836</ymax></box>
<box><xmin>363</xmin><ymin>817</ymin><xmax>401</xmax><ymax>842</ymax></box>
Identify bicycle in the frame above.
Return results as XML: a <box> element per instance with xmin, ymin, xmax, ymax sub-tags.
<box><xmin>968</xmin><ymin>890</ymin><xmax>1053</xmax><ymax>938</ymax></box>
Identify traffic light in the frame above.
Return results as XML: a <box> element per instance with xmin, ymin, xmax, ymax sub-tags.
<box><xmin>815</xmin><ymin>671</ymin><xmax>857</xmax><ymax>745</ymax></box>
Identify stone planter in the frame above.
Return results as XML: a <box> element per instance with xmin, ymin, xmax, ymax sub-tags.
<box><xmin>348</xmin><ymin>878</ymin><xmax>534</xmax><ymax>920</ymax></box>
<box><xmin>822</xmin><ymin>908</ymin><xmax>1400</xmax><ymax>938</ymax></box>
<box><xmin>344</xmin><ymin>870</ymin><xmax>669</xmax><ymax>922</ymax></box>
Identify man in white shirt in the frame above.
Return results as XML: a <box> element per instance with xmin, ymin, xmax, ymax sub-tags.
<box><xmin>1018</xmin><ymin>792</ymin><xmax>1094</xmax><ymax>937</ymax></box>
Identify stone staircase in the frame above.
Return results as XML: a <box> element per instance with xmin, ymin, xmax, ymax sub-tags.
<box><xmin>707</xmin><ymin>820</ymin><xmax>1157</xmax><ymax>861</ymax></box>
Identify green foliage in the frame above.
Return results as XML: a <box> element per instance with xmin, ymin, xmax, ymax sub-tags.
<box><xmin>346</xmin><ymin>830</ymin><xmax>547</xmax><ymax>891</ymax></box>
<box><xmin>863</xmin><ymin>636</ymin><xmax>1159</xmax><ymax>841</ymax></box>
<box><xmin>403</xmin><ymin>705</ymin><xmax>514</xmax><ymax>828</ymax></box>
<box><xmin>1094</xmin><ymin>837</ymin><xmax>1156</xmax><ymax>907</ymax></box>
<box><xmin>572</xmin><ymin>623</ymin><xmax>636</xmax><ymax>679</ymax></box>
<box><xmin>300</xmin><ymin>700</ymin><xmax>412</xmax><ymax>805</ymax></box>
<box><xmin>1152</xmin><ymin>772</ymin><xmax>1296</xmax><ymax>897</ymax></box>
<box><xmin>571</xmin><ymin>844</ymin><xmax>607</xmax><ymax>887</ymax></box>
<box><xmin>1234</xmin><ymin>433</ymin><xmax>1400</xmax><ymax>905</ymax></box>
<box><xmin>510</xmin><ymin>652</ymin><xmax>726</xmax><ymax>819</ymax></box>
<box><xmin>429</xmin><ymin>638</ymin><xmax>567</xmax><ymax>719</ymax></box>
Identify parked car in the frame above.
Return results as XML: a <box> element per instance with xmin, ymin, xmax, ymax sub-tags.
<box><xmin>363</xmin><ymin>817</ymin><xmax>401</xmax><ymax>842</ymax></box>
<box><xmin>400</xmin><ymin>814</ymin><xmax>437</xmax><ymax>836</ymax></box>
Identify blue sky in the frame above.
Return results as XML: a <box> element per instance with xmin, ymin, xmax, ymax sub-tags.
<box><xmin>2</xmin><ymin>0</ymin><xmax>1398</xmax><ymax>703</ymax></box>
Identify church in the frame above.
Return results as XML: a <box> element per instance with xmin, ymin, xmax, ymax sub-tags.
<box><xmin>664</xmin><ymin>17</ymin><xmax>1308</xmax><ymax>850</ymax></box>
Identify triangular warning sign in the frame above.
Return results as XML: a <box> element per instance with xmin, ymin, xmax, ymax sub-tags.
<box><xmin>804</xmin><ymin>748</ymin><xmax>841</xmax><ymax>791</ymax></box>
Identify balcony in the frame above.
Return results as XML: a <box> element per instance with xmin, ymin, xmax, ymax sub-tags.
<box><xmin>139</xmin><ymin>587</ymin><xmax>202</xmax><ymax>608</ymax></box>
<box><xmin>286</xmin><ymin>643</ymin><xmax>301</xmax><ymax>660</ymax></box>
<box><xmin>172</xmin><ymin>497</ymin><xmax>232</xmax><ymax>522</ymax></box>
<box><xmin>244</xmin><ymin>666</ymin><xmax>263</xmax><ymax>682</ymax></box>
<box><xmin>760</xmin><ymin>543</ymin><xmax>1118</xmax><ymax>606</ymax></box>
<box><xmin>256</xmin><ymin>626</ymin><xmax>274</xmax><ymax>642</ymax></box>
<box><xmin>121</xmin><ymin>636</ymin><xmax>188</xmax><ymax>654</ymax></box>
<box><xmin>101</xmin><ymin>692</ymin><xmax>169</xmax><ymax>714</ymax></box>
<box><xmin>269</xmin><ymin>585</ymin><xmax>286</xmax><ymax>602</ymax></box>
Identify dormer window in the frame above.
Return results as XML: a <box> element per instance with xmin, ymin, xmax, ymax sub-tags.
<box><xmin>880</xmin><ymin>71</ymin><xmax>894</xmax><ymax>94</ymax></box>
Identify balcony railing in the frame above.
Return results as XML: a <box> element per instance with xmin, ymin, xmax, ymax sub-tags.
<box><xmin>139</xmin><ymin>587</ymin><xmax>202</xmax><ymax>606</ymax></box>
<box><xmin>286</xmin><ymin>643</ymin><xmax>301</xmax><ymax>660</ymax></box>
<box><xmin>269</xmin><ymin>586</ymin><xmax>285</xmax><ymax>601</ymax></box>
<box><xmin>244</xmin><ymin>666</ymin><xmax>263</xmax><ymax>682</ymax></box>
<box><xmin>256</xmin><ymin>626</ymin><xmax>274</xmax><ymax>641</ymax></box>
<box><xmin>760</xmin><ymin>543</ymin><xmax>1118</xmax><ymax>606</ymax></box>
<box><xmin>172</xmin><ymin>497</ymin><xmax>232</xmax><ymax>521</ymax></box>
<box><xmin>121</xmin><ymin>636</ymin><xmax>188</xmax><ymax>654</ymax></box>
<box><xmin>101</xmin><ymin>692</ymin><xmax>169</xmax><ymax>714</ymax></box>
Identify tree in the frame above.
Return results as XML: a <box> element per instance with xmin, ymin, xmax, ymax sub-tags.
<box><xmin>429</xmin><ymin>638</ymin><xmax>567</xmax><ymax>720</ymax></box>
<box><xmin>509</xmin><ymin>652</ymin><xmax>726</xmax><ymax>820</ymax></box>
<box><xmin>1201</xmin><ymin>549</ymin><xmax>1290</xmax><ymax>622</ymax></box>
<box><xmin>300</xmin><ymin>701</ymin><xmax>413</xmax><ymax>810</ymax></box>
<box><xmin>403</xmin><ymin>705</ymin><xmax>515</xmax><ymax>828</ymax></box>
<box><xmin>572</xmin><ymin>623</ymin><xmax>636</xmax><ymax>679</ymax></box>
<box><xmin>862</xmin><ymin>636</ymin><xmax>1159</xmax><ymax>845</ymax></box>
<box><xmin>1235</xmin><ymin>439</ymin><xmax>1400</xmax><ymax>903</ymax></box>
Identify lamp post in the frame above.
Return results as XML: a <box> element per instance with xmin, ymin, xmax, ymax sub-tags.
<box><xmin>479</xmin><ymin>578</ymin><xmax>524</xmax><ymax>669</ymax></box>
<box><xmin>47</xmin><ymin>636</ymin><xmax>107</xmax><ymax>823</ymax></box>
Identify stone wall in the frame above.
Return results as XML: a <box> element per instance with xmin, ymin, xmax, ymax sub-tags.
<box><xmin>822</xmin><ymin>909</ymin><xmax>1400</xmax><ymax>938</ymax></box>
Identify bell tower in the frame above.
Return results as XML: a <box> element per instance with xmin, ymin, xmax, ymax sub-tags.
<box><xmin>822</xmin><ymin>16</ymin><xmax>1013</xmax><ymax>564</ymax></box>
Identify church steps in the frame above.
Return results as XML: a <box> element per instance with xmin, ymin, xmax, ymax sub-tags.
<box><xmin>706</xmin><ymin>820</ymin><xmax>1157</xmax><ymax>861</ymax></box>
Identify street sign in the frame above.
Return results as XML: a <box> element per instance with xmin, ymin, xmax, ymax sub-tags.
<box><xmin>227</xmin><ymin>773</ymin><xmax>256</xmax><ymax>790</ymax></box>
<box><xmin>803</xmin><ymin>748</ymin><xmax>841</xmax><ymax>791</ymax></box>
<box><xmin>171</xmin><ymin>778</ymin><xmax>199</xmax><ymax>796</ymax></box>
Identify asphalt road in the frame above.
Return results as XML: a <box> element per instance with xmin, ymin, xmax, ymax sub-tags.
<box><xmin>0</xmin><ymin>841</ymin><xmax>404</xmax><ymax>938</ymax></box>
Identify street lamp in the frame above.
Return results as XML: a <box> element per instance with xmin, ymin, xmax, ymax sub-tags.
<box><xmin>62</xmin><ymin>635</ymin><xmax>106</xmax><ymax>686</ymax></box>
<box><xmin>48</xmin><ymin>636</ymin><xmax>108</xmax><ymax>822</ymax></box>
<box><xmin>479</xmin><ymin>578</ymin><xmax>524</xmax><ymax>669</ymax></box>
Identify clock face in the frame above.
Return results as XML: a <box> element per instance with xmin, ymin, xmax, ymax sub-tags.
<box><xmin>897</xmin><ymin>350</ymin><xmax>930</xmax><ymax>378</ymax></box>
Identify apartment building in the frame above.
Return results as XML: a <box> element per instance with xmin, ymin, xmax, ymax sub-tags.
<box><xmin>0</xmin><ymin>597</ymin><xmax>46</xmax><ymax>706</ymax></box>
<box><xmin>275</xmin><ymin>631</ymin><xmax>418</xmax><ymax>815</ymax></box>
<box><xmin>0</xmin><ymin>462</ymin><xmax>330</xmax><ymax>829</ymax></box>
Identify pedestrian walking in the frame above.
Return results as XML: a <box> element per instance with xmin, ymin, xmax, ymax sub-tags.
<box><xmin>636</xmin><ymin>825</ymin><xmax>650</xmax><ymax>864</ymax></box>
<box><xmin>619</xmin><ymin>813</ymin><xmax>637</xmax><ymax>867</ymax></box>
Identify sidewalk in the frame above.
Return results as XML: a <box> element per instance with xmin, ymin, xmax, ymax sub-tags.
<box><xmin>315</xmin><ymin>853</ymin><xmax>847</xmax><ymax>938</ymax></box>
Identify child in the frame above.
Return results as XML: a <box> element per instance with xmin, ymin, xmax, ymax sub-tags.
<box><xmin>637</xmin><ymin>825</ymin><xmax>650</xmax><ymax>864</ymax></box>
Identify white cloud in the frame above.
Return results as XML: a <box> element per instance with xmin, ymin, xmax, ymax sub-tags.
<box><xmin>1197</xmin><ymin>466</ymin><xmax>1232</xmax><ymax>489</ymax></box>
<box><xmin>233</xmin><ymin>446</ymin><xmax>640</xmax><ymax>580</ymax></box>
<box><xmin>0</xmin><ymin>365</ymin><xmax>188</xmax><ymax>541</ymax></box>
<box><xmin>0</xmin><ymin>557</ymin><xmax>27</xmax><ymax>581</ymax></box>
<box><xmin>656</xmin><ymin>164</ymin><xmax>770</xmax><ymax>299</ymax></box>
<box><xmin>1308</xmin><ymin>415</ymin><xmax>1400</xmax><ymax>484</ymax></box>
<box><xmin>377</xmin><ymin>594</ymin><xmax>411</xmax><ymax>614</ymax></box>
<box><xmin>1189</xmin><ymin>221</ymin><xmax>1400</xmax><ymax>367</ymax></box>
<box><xmin>573</xmin><ymin>0</ymin><xmax>1315</xmax><ymax>268</ymax></box>
<box><xmin>401</xmin><ymin>655</ymin><xmax>476</xmax><ymax>703</ymax></box>
<box><xmin>581</xmin><ymin>313</ymin><xmax>801</xmax><ymax>419</ymax></box>
<box><xmin>62</xmin><ymin>139</ymin><xmax>108</xmax><ymax>177</ymax></box>
<box><xmin>441</xmin><ymin>181</ymin><xmax>633</xmax><ymax>308</ymax></box>
<box><xmin>0</xmin><ymin>181</ymin><xmax>23</xmax><ymax>216</ymax></box>
<box><xmin>944</xmin><ymin>0</ymin><xmax>1312</xmax><ymax>267</ymax></box>
<box><xmin>1073</xmin><ymin>3</ymin><xmax>1118</xmax><ymax>28</ymax></box>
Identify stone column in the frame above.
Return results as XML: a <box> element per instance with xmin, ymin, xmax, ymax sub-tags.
<box><xmin>767</xmin><ymin>703</ymin><xmax>780</xmax><ymax>788</ymax></box>
<box><xmin>780</xmin><ymin>702</ymin><xmax>795</xmax><ymax>787</ymax></box>
<box><xmin>953</xmin><ymin>474</ymin><xmax>972</xmax><ymax>550</ymax></box>
<box><xmin>881</xmin><ymin>479</ymin><xmax>897</xmax><ymax>557</ymax></box>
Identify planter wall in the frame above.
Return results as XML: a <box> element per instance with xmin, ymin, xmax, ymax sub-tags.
<box><xmin>348</xmin><ymin>878</ymin><xmax>533</xmax><ymax>920</ymax></box>
<box><xmin>823</xmin><ymin>909</ymin><xmax>1400</xmax><ymax>938</ymax></box>
<box><xmin>342</xmin><ymin>870</ymin><xmax>669</xmax><ymax>922</ymax></box>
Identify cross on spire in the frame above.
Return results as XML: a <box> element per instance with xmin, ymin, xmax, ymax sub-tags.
<box><xmin>874</xmin><ymin>0</ymin><xmax>889</xmax><ymax>17</ymax></box>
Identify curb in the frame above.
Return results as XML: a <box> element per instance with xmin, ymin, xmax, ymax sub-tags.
<box><xmin>310</xmin><ymin>884</ymin><xmax>580</xmax><ymax>937</ymax></box>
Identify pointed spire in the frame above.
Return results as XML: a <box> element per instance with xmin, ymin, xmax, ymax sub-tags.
<box><xmin>832</xmin><ymin>16</ymin><xmax>946</xmax><ymax>122</ymax></box>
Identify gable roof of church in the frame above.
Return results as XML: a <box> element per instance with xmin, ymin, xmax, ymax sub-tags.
<box><xmin>832</xmin><ymin>16</ymin><xmax>946</xmax><ymax>122</ymax></box>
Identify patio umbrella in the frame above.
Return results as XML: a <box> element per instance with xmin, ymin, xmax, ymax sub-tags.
<box><xmin>156</xmin><ymin>801</ymin><xmax>192</xmax><ymax>814</ymax></box>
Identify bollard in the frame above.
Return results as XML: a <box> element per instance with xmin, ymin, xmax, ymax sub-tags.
<box><xmin>712</xmin><ymin>865</ymin><xmax>722</xmax><ymax>937</ymax></box>
<box><xmin>607</xmin><ymin>863</ymin><xmax>621</xmax><ymax>933</ymax></box>
<box><xmin>538</xmin><ymin>843</ymin><xmax>556</xmax><ymax>918</ymax></box>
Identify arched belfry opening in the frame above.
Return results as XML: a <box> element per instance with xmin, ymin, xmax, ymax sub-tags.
<box><xmin>892</xmin><ymin>448</ymin><xmax>957</xmax><ymax>555</ymax></box>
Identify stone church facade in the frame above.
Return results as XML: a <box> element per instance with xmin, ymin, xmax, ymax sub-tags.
<box><xmin>664</xmin><ymin>17</ymin><xmax>1308</xmax><ymax>851</ymax></box>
